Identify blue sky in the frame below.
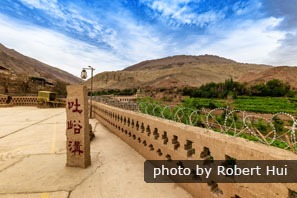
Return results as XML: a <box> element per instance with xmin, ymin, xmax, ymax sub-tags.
<box><xmin>0</xmin><ymin>0</ymin><xmax>296</xmax><ymax>78</ymax></box>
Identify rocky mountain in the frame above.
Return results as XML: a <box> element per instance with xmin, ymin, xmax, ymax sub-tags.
<box><xmin>0</xmin><ymin>43</ymin><xmax>82</xmax><ymax>84</ymax></box>
<box><xmin>124</xmin><ymin>55</ymin><xmax>238</xmax><ymax>71</ymax></box>
<box><xmin>239</xmin><ymin>66</ymin><xmax>297</xmax><ymax>90</ymax></box>
<box><xmin>85</xmin><ymin>55</ymin><xmax>274</xmax><ymax>90</ymax></box>
<box><xmin>0</xmin><ymin>43</ymin><xmax>82</xmax><ymax>94</ymax></box>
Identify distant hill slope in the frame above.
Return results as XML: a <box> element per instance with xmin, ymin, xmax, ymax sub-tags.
<box><xmin>240</xmin><ymin>66</ymin><xmax>297</xmax><ymax>90</ymax></box>
<box><xmin>124</xmin><ymin>55</ymin><xmax>237</xmax><ymax>71</ymax></box>
<box><xmin>0</xmin><ymin>43</ymin><xmax>82</xmax><ymax>85</ymax></box>
<box><xmin>86</xmin><ymin>55</ymin><xmax>273</xmax><ymax>90</ymax></box>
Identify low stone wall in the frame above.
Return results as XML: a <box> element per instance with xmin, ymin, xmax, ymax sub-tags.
<box><xmin>11</xmin><ymin>96</ymin><xmax>37</xmax><ymax>106</ymax></box>
<box><xmin>0</xmin><ymin>96</ymin><xmax>67</xmax><ymax>107</ymax></box>
<box><xmin>0</xmin><ymin>97</ymin><xmax>7</xmax><ymax>104</ymax></box>
<box><xmin>92</xmin><ymin>101</ymin><xmax>297</xmax><ymax>198</ymax></box>
<box><xmin>0</xmin><ymin>96</ymin><xmax>37</xmax><ymax>106</ymax></box>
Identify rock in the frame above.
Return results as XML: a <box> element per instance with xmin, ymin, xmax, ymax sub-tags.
<box><xmin>89</xmin><ymin>124</ymin><xmax>95</xmax><ymax>141</ymax></box>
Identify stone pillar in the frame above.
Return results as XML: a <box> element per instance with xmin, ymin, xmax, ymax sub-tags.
<box><xmin>66</xmin><ymin>85</ymin><xmax>91</xmax><ymax>168</ymax></box>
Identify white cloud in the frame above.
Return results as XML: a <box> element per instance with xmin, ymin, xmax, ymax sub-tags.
<box><xmin>110</xmin><ymin>19</ymin><xmax>170</xmax><ymax>61</ymax></box>
<box><xmin>19</xmin><ymin>0</ymin><xmax>63</xmax><ymax>18</ymax></box>
<box><xmin>140</xmin><ymin>0</ymin><xmax>223</xmax><ymax>27</ymax></box>
<box><xmin>90</xmin><ymin>9</ymin><xmax>173</xmax><ymax>63</ymax></box>
<box><xmin>184</xmin><ymin>17</ymin><xmax>286</xmax><ymax>64</ymax></box>
<box><xmin>232</xmin><ymin>0</ymin><xmax>262</xmax><ymax>16</ymax></box>
<box><xmin>0</xmin><ymin>14</ymin><xmax>131</xmax><ymax>78</ymax></box>
<box><xmin>268</xmin><ymin>32</ymin><xmax>297</xmax><ymax>66</ymax></box>
<box><xmin>18</xmin><ymin>0</ymin><xmax>111</xmax><ymax>47</ymax></box>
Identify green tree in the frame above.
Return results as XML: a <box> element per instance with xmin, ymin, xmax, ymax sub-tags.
<box><xmin>251</xmin><ymin>79</ymin><xmax>290</xmax><ymax>97</ymax></box>
<box><xmin>266</xmin><ymin>79</ymin><xmax>290</xmax><ymax>97</ymax></box>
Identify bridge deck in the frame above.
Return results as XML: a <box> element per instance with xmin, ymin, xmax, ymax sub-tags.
<box><xmin>0</xmin><ymin>107</ymin><xmax>191</xmax><ymax>198</ymax></box>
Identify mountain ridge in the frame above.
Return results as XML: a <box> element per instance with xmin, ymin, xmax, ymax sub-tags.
<box><xmin>85</xmin><ymin>55</ymin><xmax>282</xmax><ymax>90</ymax></box>
<box><xmin>124</xmin><ymin>54</ymin><xmax>238</xmax><ymax>71</ymax></box>
<box><xmin>0</xmin><ymin>43</ymin><xmax>82</xmax><ymax>94</ymax></box>
<box><xmin>0</xmin><ymin>43</ymin><xmax>82</xmax><ymax>85</ymax></box>
<box><xmin>239</xmin><ymin>66</ymin><xmax>297</xmax><ymax>90</ymax></box>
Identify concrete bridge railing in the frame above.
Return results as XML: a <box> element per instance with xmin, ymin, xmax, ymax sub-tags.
<box><xmin>92</xmin><ymin>101</ymin><xmax>297</xmax><ymax>198</ymax></box>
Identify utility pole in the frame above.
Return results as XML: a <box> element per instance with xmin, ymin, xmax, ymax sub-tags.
<box><xmin>81</xmin><ymin>66</ymin><xmax>95</xmax><ymax>118</ymax></box>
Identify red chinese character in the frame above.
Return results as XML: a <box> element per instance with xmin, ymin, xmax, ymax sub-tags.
<box><xmin>74</xmin><ymin>121</ymin><xmax>82</xmax><ymax>134</ymax></box>
<box><xmin>68</xmin><ymin>140</ymin><xmax>83</xmax><ymax>155</ymax></box>
<box><xmin>68</xmin><ymin>99</ymin><xmax>83</xmax><ymax>114</ymax></box>
<box><xmin>67</xmin><ymin>121</ymin><xmax>73</xmax><ymax>129</ymax></box>
<box><xmin>67</xmin><ymin>120</ymin><xmax>82</xmax><ymax>134</ymax></box>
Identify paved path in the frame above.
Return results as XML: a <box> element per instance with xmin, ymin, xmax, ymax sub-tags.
<box><xmin>0</xmin><ymin>107</ymin><xmax>191</xmax><ymax>198</ymax></box>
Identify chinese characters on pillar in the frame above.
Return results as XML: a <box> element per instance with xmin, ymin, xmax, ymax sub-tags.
<box><xmin>67</xmin><ymin>99</ymin><xmax>84</xmax><ymax>155</ymax></box>
<box><xmin>68</xmin><ymin>99</ymin><xmax>83</xmax><ymax>114</ymax></box>
<box><xmin>68</xmin><ymin>140</ymin><xmax>83</xmax><ymax>155</ymax></box>
<box><xmin>67</xmin><ymin>120</ymin><xmax>83</xmax><ymax>134</ymax></box>
<box><xmin>66</xmin><ymin>85</ymin><xmax>91</xmax><ymax>168</ymax></box>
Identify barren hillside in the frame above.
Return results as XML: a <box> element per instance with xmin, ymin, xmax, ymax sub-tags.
<box><xmin>86</xmin><ymin>55</ymin><xmax>272</xmax><ymax>90</ymax></box>
<box><xmin>240</xmin><ymin>66</ymin><xmax>297</xmax><ymax>89</ymax></box>
<box><xmin>0</xmin><ymin>43</ymin><xmax>82</xmax><ymax>85</ymax></box>
<box><xmin>124</xmin><ymin>55</ymin><xmax>238</xmax><ymax>71</ymax></box>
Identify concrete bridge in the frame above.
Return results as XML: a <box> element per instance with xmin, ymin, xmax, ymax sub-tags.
<box><xmin>1</xmin><ymin>100</ymin><xmax>297</xmax><ymax>198</ymax></box>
